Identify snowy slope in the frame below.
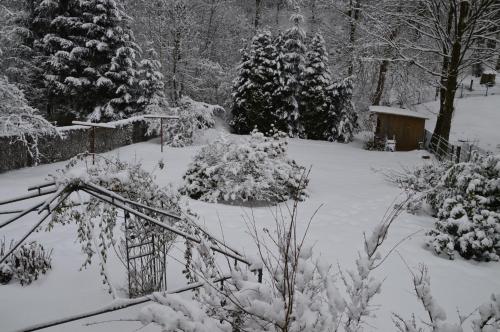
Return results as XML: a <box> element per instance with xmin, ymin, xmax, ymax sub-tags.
<box><xmin>0</xmin><ymin>136</ymin><xmax>499</xmax><ymax>331</ymax></box>
<box><xmin>416</xmin><ymin>94</ymin><xmax>500</xmax><ymax>153</ymax></box>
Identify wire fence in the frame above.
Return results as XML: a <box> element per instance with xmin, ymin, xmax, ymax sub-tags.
<box><xmin>423</xmin><ymin>129</ymin><xmax>487</xmax><ymax>163</ymax></box>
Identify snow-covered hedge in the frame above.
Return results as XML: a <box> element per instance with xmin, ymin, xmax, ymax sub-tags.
<box><xmin>426</xmin><ymin>154</ymin><xmax>500</xmax><ymax>261</ymax></box>
<box><xmin>180</xmin><ymin>130</ymin><xmax>308</xmax><ymax>203</ymax></box>
<box><xmin>0</xmin><ymin>240</ymin><xmax>52</xmax><ymax>286</ymax></box>
<box><xmin>147</xmin><ymin>96</ymin><xmax>223</xmax><ymax>147</ymax></box>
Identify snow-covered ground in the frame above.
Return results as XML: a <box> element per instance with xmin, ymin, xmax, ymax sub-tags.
<box><xmin>416</xmin><ymin>85</ymin><xmax>500</xmax><ymax>153</ymax></box>
<box><xmin>1</xmin><ymin>131</ymin><xmax>499</xmax><ymax>332</ymax></box>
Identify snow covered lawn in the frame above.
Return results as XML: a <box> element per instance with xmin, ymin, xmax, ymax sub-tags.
<box><xmin>1</xmin><ymin>136</ymin><xmax>499</xmax><ymax>331</ymax></box>
<box><xmin>416</xmin><ymin>94</ymin><xmax>500</xmax><ymax>153</ymax></box>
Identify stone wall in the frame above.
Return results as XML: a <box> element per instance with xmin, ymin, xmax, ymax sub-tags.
<box><xmin>0</xmin><ymin>118</ymin><xmax>152</xmax><ymax>173</ymax></box>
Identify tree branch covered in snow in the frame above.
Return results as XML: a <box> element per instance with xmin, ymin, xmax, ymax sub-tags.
<box><xmin>146</xmin><ymin>96</ymin><xmax>222</xmax><ymax>147</ymax></box>
<box><xmin>0</xmin><ymin>76</ymin><xmax>57</xmax><ymax>164</ymax></box>
<box><xmin>394</xmin><ymin>264</ymin><xmax>500</xmax><ymax>332</ymax></box>
<box><xmin>138</xmin><ymin>195</ymin><xmax>416</xmax><ymax>331</ymax></box>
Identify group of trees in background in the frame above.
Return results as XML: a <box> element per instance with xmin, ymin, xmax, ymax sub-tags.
<box><xmin>231</xmin><ymin>17</ymin><xmax>357</xmax><ymax>142</ymax></box>
<box><xmin>1</xmin><ymin>0</ymin><xmax>499</xmax><ymax>148</ymax></box>
<box><xmin>1</xmin><ymin>0</ymin><xmax>165</xmax><ymax>124</ymax></box>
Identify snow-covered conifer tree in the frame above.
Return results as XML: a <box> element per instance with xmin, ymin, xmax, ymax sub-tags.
<box><xmin>231</xmin><ymin>31</ymin><xmax>279</xmax><ymax>134</ymax></box>
<box><xmin>231</xmin><ymin>48</ymin><xmax>253</xmax><ymax>134</ymax></box>
<box><xmin>300</xmin><ymin>33</ymin><xmax>332</xmax><ymax>140</ymax></box>
<box><xmin>329</xmin><ymin>78</ymin><xmax>357</xmax><ymax>143</ymax></box>
<box><xmin>137</xmin><ymin>48</ymin><xmax>166</xmax><ymax>113</ymax></box>
<box><xmin>34</xmin><ymin>0</ymin><xmax>140</xmax><ymax>122</ymax></box>
<box><xmin>100</xmin><ymin>46</ymin><xmax>139</xmax><ymax>120</ymax></box>
<box><xmin>274</xmin><ymin>12</ymin><xmax>306</xmax><ymax>136</ymax></box>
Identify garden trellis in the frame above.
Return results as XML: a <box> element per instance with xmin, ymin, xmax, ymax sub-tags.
<box><xmin>0</xmin><ymin>179</ymin><xmax>262</xmax><ymax>332</ymax></box>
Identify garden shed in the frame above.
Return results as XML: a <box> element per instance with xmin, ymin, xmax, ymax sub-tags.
<box><xmin>369</xmin><ymin>106</ymin><xmax>429</xmax><ymax>151</ymax></box>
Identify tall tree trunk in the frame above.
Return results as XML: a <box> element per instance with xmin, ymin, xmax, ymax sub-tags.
<box><xmin>172</xmin><ymin>30</ymin><xmax>182</xmax><ymax>103</ymax></box>
<box><xmin>372</xmin><ymin>60</ymin><xmax>389</xmax><ymax>105</ymax></box>
<box><xmin>275</xmin><ymin>0</ymin><xmax>282</xmax><ymax>26</ymax></box>
<box><xmin>255</xmin><ymin>0</ymin><xmax>262</xmax><ymax>29</ymax></box>
<box><xmin>202</xmin><ymin>0</ymin><xmax>217</xmax><ymax>58</ymax></box>
<box><xmin>431</xmin><ymin>1</ymin><xmax>470</xmax><ymax>157</ymax></box>
<box><xmin>310</xmin><ymin>0</ymin><xmax>318</xmax><ymax>33</ymax></box>
<box><xmin>372</xmin><ymin>27</ymin><xmax>399</xmax><ymax>106</ymax></box>
<box><xmin>347</xmin><ymin>0</ymin><xmax>360</xmax><ymax>76</ymax></box>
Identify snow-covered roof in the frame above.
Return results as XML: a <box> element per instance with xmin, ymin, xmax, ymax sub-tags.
<box><xmin>369</xmin><ymin>106</ymin><xmax>429</xmax><ymax>120</ymax></box>
<box><xmin>483</xmin><ymin>69</ymin><xmax>497</xmax><ymax>75</ymax></box>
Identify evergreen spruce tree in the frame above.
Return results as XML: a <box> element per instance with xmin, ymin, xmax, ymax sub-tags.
<box><xmin>137</xmin><ymin>48</ymin><xmax>167</xmax><ymax>113</ymax></box>
<box><xmin>231</xmin><ymin>48</ymin><xmax>253</xmax><ymax>134</ymax></box>
<box><xmin>274</xmin><ymin>12</ymin><xmax>306</xmax><ymax>136</ymax></box>
<box><xmin>0</xmin><ymin>1</ymin><xmax>48</xmax><ymax>113</ymax></box>
<box><xmin>231</xmin><ymin>30</ymin><xmax>279</xmax><ymax>134</ymax></box>
<box><xmin>100</xmin><ymin>46</ymin><xmax>139</xmax><ymax>120</ymax></box>
<box><xmin>33</xmin><ymin>0</ymin><xmax>140</xmax><ymax>122</ymax></box>
<box><xmin>300</xmin><ymin>33</ymin><xmax>332</xmax><ymax>140</ymax></box>
<box><xmin>330</xmin><ymin>78</ymin><xmax>358</xmax><ymax>143</ymax></box>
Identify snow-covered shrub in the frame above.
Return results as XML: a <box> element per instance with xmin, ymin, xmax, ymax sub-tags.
<box><xmin>0</xmin><ymin>239</ymin><xmax>52</xmax><ymax>286</ymax></box>
<box><xmin>139</xmin><ymin>198</ymin><xmax>402</xmax><ymax>332</ymax></box>
<box><xmin>47</xmin><ymin>155</ymin><xmax>194</xmax><ymax>295</ymax></box>
<box><xmin>147</xmin><ymin>96</ymin><xmax>222</xmax><ymax>147</ymax></box>
<box><xmin>386</xmin><ymin>156</ymin><xmax>499</xmax><ymax>261</ymax></box>
<box><xmin>384</xmin><ymin>161</ymin><xmax>448</xmax><ymax>213</ymax></box>
<box><xmin>0</xmin><ymin>76</ymin><xmax>57</xmax><ymax>163</ymax></box>
<box><xmin>180</xmin><ymin>130</ymin><xmax>308</xmax><ymax>203</ymax></box>
<box><xmin>425</xmin><ymin>154</ymin><xmax>500</xmax><ymax>261</ymax></box>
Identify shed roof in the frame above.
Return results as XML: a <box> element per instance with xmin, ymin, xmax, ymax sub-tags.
<box><xmin>369</xmin><ymin>106</ymin><xmax>429</xmax><ymax>120</ymax></box>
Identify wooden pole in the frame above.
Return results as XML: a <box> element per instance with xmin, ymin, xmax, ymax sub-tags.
<box><xmin>125</xmin><ymin>211</ymin><xmax>131</xmax><ymax>297</ymax></box>
<box><xmin>91</xmin><ymin>126</ymin><xmax>96</xmax><ymax>165</ymax></box>
<box><xmin>160</xmin><ymin>118</ymin><xmax>164</xmax><ymax>153</ymax></box>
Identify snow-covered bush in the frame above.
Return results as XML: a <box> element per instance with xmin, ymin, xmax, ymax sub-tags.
<box><xmin>139</xmin><ymin>198</ymin><xmax>401</xmax><ymax>332</ymax></box>
<box><xmin>386</xmin><ymin>155</ymin><xmax>499</xmax><ymax>261</ymax></box>
<box><xmin>180</xmin><ymin>130</ymin><xmax>308</xmax><ymax>203</ymax></box>
<box><xmin>0</xmin><ymin>76</ymin><xmax>56</xmax><ymax>162</ymax></box>
<box><xmin>47</xmin><ymin>155</ymin><xmax>194</xmax><ymax>295</ymax></box>
<box><xmin>383</xmin><ymin>161</ymin><xmax>448</xmax><ymax>213</ymax></box>
<box><xmin>0</xmin><ymin>239</ymin><xmax>52</xmax><ymax>286</ymax></box>
<box><xmin>147</xmin><ymin>96</ymin><xmax>222</xmax><ymax>147</ymax></box>
<box><xmin>425</xmin><ymin>154</ymin><xmax>500</xmax><ymax>261</ymax></box>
